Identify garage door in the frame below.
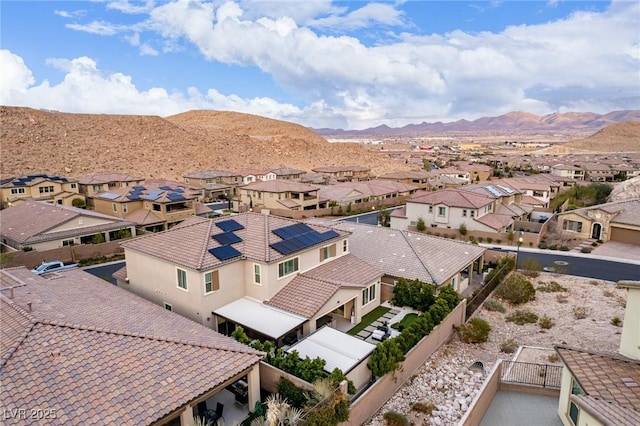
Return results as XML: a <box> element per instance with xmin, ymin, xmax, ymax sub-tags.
<box><xmin>610</xmin><ymin>227</ymin><xmax>640</xmax><ymax>246</ymax></box>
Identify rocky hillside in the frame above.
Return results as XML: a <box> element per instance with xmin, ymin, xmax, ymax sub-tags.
<box><xmin>535</xmin><ymin>121</ymin><xmax>640</xmax><ymax>154</ymax></box>
<box><xmin>0</xmin><ymin>107</ymin><xmax>411</xmax><ymax>180</ymax></box>
<box><xmin>609</xmin><ymin>176</ymin><xmax>640</xmax><ymax>201</ymax></box>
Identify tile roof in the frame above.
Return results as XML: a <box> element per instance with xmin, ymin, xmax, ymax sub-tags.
<box><xmin>560</xmin><ymin>199</ymin><xmax>640</xmax><ymax>227</ymax></box>
<box><xmin>0</xmin><ymin>200</ymin><xmax>135</xmax><ymax>244</ymax></box>
<box><xmin>266</xmin><ymin>275</ymin><xmax>341</xmax><ymax>318</ymax></box>
<box><xmin>0</xmin><ymin>267</ymin><xmax>261</xmax><ymax>425</ymax></box>
<box><xmin>556</xmin><ymin>345</ymin><xmax>640</xmax><ymax>418</ymax></box>
<box><xmin>309</xmin><ymin>221</ymin><xmax>485</xmax><ymax>285</ymax></box>
<box><xmin>76</xmin><ymin>173</ymin><xmax>144</xmax><ymax>185</ymax></box>
<box><xmin>124</xmin><ymin>208</ymin><xmax>165</xmax><ymax>225</ymax></box>
<box><xmin>312</xmin><ymin>166</ymin><xmax>371</xmax><ymax>173</ymax></box>
<box><xmin>302</xmin><ymin>253</ymin><xmax>383</xmax><ymax>287</ymax></box>
<box><xmin>240</xmin><ymin>180</ymin><xmax>319</xmax><ymax>193</ymax></box>
<box><xmin>572</xmin><ymin>394</ymin><xmax>640</xmax><ymax>426</ymax></box>
<box><xmin>408</xmin><ymin>188</ymin><xmax>493</xmax><ymax>209</ymax></box>
<box><xmin>0</xmin><ymin>174</ymin><xmax>75</xmax><ymax>188</ymax></box>
<box><xmin>121</xmin><ymin>213</ymin><xmax>349</xmax><ymax>271</ymax></box>
<box><xmin>324</xmin><ymin>180</ymin><xmax>417</xmax><ymax>197</ymax></box>
<box><xmin>271</xmin><ymin>167</ymin><xmax>306</xmax><ymax>176</ymax></box>
<box><xmin>474</xmin><ymin>213</ymin><xmax>514</xmax><ymax>230</ymax></box>
<box><xmin>378</xmin><ymin>171</ymin><xmax>431</xmax><ymax>180</ymax></box>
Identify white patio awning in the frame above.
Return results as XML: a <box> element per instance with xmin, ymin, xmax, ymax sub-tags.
<box><xmin>287</xmin><ymin>326</ymin><xmax>375</xmax><ymax>373</ymax></box>
<box><xmin>214</xmin><ymin>297</ymin><xmax>307</xmax><ymax>340</ymax></box>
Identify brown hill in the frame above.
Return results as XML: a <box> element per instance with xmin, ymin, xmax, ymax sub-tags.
<box><xmin>0</xmin><ymin>107</ymin><xmax>410</xmax><ymax>180</ymax></box>
<box><xmin>535</xmin><ymin>121</ymin><xmax>640</xmax><ymax>154</ymax></box>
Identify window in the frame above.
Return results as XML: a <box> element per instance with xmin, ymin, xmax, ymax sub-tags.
<box><xmin>362</xmin><ymin>283</ymin><xmax>376</xmax><ymax>305</ymax></box>
<box><xmin>254</xmin><ymin>264</ymin><xmax>261</xmax><ymax>284</ymax></box>
<box><xmin>568</xmin><ymin>402</ymin><xmax>579</xmax><ymax>425</ymax></box>
<box><xmin>164</xmin><ymin>303</ymin><xmax>173</xmax><ymax>311</ymax></box>
<box><xmin>123</xmin><ymin>204</ymin><xmax>128</xmax><ymax>213</ymax></box>
<box><xmin>92</xmin><ymin>185</ymin><xmax>102</xmax><ymax>192</ymax></box>
<box><xmin>10</xmin><ymin>188</ymin><xmax>25</xmax><ymax>195</ymax></box>
<box><xmin>562</xmin><ymin>220</ymin><xmax>583</xmax><ymax>233</ymax></box>
<box><xmin>112</xmin><ymin>203</ymin><xmax>118</xmax><ymax>212</ymax></box>
<box><xmin>470</xmin><ymin>210</ymin><xmax>475</xmax><ymax>218</ymax></box>
<box><xmin>39</xmin><ymin>186</ymin><xmax>54</xmax><ymax>194</ymax></box>
<box><xmin>343</xmin><ymin>239</ymin><xmax>348</xmax><ymax>252</ymax></box>
<box><xmin>462</xmin><ymin>209</ymin><xmax>467</xmax><ymax>217</ymax></box>
<box><xmin>320</xmin><ymin>244</ymin><xmax>336</xmax><ymax>261</ymax></box>
<box><xmin>438</xmin><ymin>206</ymin><xmax>446</xmax><ymax>216</ymax></box>
<box><xmin>153</xmin><ymin>203</ymin><xmax>161</xmax><ymax>212</ymax></box>
<box><xmin>278</xmin><ymin>258</ymin><xmax>299</xmax><ymax>278</ymax></box>
<box><xmin>428</xmin><ymin>205</ymin><xmax>433</xmax><ymax>213</ymax></box>
<box><xmin>177</xmin><ymin>268</ymin><xmax>188</xmax><ymax>290</ymax></box>
<box><xmin>62</xmin><ymin>239</ymin><xmax>74</xmax><ymax>246</ymax></box>
<box><xmin>204</xmin><ymin>271</ymin><xmax>219</xmax><ymax>293</ymax></box>
<box><xmin>70</xmin><ymin>183</ymin><xmax>77</xmax><ymax>189</ymax></box>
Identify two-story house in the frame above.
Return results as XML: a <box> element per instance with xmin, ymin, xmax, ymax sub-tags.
<box><xmin>317</xmin><ymin>180</ymin><xmax>418</xmax><ymax>208</ymax></box>
<box><xmin>551</xmin><ymin>164</ymin><xmax>585</xmax><ymax>181</ymax></box>
<box><xmin>92</xmin><ymin>183</ymin><xmax>201</xmax><ymax>232</ymax></box>
<box><xmin>580</xmin><ymin>163</ymin><xmax>614</xmax><ymax>182</ymax></box>
<box><xmin>311</xmin><ymin>166</ymin><xmax>371</xmax><ymax>182</ymax></box>
<box><xmin>77</xmin><ymin>173</ymin><xmax>145</xmax><ymax>204</ymax></box>
<box><xmin>234</xmin><ymin>180</ymin><xmax>323</xmax><ymax>213</ymax></box>
<box><xmin>118</xmin><ymin>213</ymin><xmax>384</xmax><ymax>345</ymax></box>
<box><xmin>0</xmin><ymin>174</ymin><xmax>84</xmax><ymax>209</ymax></box>
<box><xmin>377</xmin><ymin>171</ymin><xmax>434</xmax><ymax>191</ymax></box>
<box><xmin>391</xmin><ymin>184</ymin><xmax>534</xmax><ymax>234</ymax></box>
<box><xmin>183</xmin><ymin>170</ymin><xmax>243</xmax><ymax>201</ymax></box>
<box><xmin>237</xmin><ymin>169</ymin><xmax>277</xmax><ymax>185</ymax></box>
<box><xmin>271</xmin><ymin>167</ymin><xmax>306</xmax><ymax>181</ymax></box>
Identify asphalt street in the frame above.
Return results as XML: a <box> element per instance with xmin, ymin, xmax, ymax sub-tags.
<box><xmin>82</xmin><ymin>261</ymin><xmax>125</xmax><ymax>285</ymax></box>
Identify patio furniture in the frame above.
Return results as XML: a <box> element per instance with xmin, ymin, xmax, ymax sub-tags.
<box><xmin>209</xmin><ymin>402</ymin><xmax>224</xmax><ymax>424</ymax></box>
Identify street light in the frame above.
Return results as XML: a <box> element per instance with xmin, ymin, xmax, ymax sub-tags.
<box><xmin>516</xmin><ymin>230</ymin><xmax>524</xmax><ymax>270</ymax></box>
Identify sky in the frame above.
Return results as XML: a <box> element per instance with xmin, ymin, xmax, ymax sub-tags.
<box><xmin>1</xmin><ymin>0</ymin><xmax>639</xmax><ymax>130</ymax></box>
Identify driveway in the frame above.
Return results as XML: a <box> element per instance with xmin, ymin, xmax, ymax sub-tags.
<box><xmin>591</xmin><ymin>242</ymin><xmax>640</xmax><ymax>261</ymax></box>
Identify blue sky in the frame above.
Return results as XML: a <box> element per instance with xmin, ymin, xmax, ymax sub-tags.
<box><xmin>1</xmin><ymin>0</ymin><xmax>638</xmax><ymax>129</ymax></box>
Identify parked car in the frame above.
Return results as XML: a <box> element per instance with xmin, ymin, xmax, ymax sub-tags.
<box><xmin>31</xmin><ymin>260</ymin><xmax>78</xmax><ymax>275</ymax></box>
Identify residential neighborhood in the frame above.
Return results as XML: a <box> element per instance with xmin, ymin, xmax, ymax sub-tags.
<box><xmin>2</xmin><ymin>120</ymin><xmax>640</xmax><ymax>426</ymax></box>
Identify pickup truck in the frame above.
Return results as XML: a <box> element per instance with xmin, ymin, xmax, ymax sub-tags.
<box><xmin>31</xmin><ymin>261</ymin><xmax>79</xmax><ymax>275</ymax></box>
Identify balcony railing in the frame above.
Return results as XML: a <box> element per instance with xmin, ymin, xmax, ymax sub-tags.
<box><xmin>500</xmin><ymin>361</ymin><xmax>562</xmax><ymax>389</ymax></box>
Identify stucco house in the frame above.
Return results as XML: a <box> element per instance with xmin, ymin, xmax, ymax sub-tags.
<box><xmin>271</xmin><ymin>167</ymin><xmax>306</xmax><ymax>181</ymax></box>
<box><xmin>391</xmin><ymin>184</ymin><xmax>534</xmax><ymax>234</ymax></box>
<box><xmin>556</xmin><ymin>198</ymin><xmax>640</xmax><ymax>245</ymax></box>
<box><xmin>234</xmin><ymin>180</ymin><xmax>323</xmax><ymax>213</ymax></box>
<box><xmin>183</xmin><ymin>170</ymin><xmax>243</xmax><ymax>201</ymax></box>
<box><xmin>551</xmin><ymin>164</ymin><xmax>585</xmax><ymax>181</ymax></box>
<box><xmin>554</xmin><ymin>279</ymin><xmax>640</xmax><ymax>426</ymax></box>
<box><xmin>237</xmin><ymin>169</ymin><xmax>277</xmax><ymax>185</ymax></box>
<box><xmin>0</xmin><ymin>267</ymin><xmax>262</xmax><ymax>426</ymax></box>
<box><xmin>0</xmin><ymin>174</ymin><xmax>84</xmax><ymax>209</ymax></box>
<box><xmin>77</xmin><ymin>172</ymin><xmax>145</xmax><ymax>201</ymax></box>
<box><xmin>377</xmin><ymin>171</ymin><xmax>434</xmax><ymax>191</ymax></box>
<box><xmin>0</xmin><ymin>200</ymin><xmax>136</xmax><ymax>251</ymax></box>
<box><xmin>317</xmin><ymin>180</ymin><xmax>418</xmax><ymax>207</ymax></box>
<box><xmin>311</xmin><ymin>166</ymin><xmax>371</xmax><ymax>182</ymax></box>
<box><xmin>117</xmin><ymin>213</ymin><xmax>387</xmax><ymax>345</ymax></box>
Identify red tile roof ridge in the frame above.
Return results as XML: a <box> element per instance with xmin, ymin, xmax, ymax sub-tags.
<box><xmin>0</xmin><ymin>296</ymin><xmax>37</xmax><ymax>368</ymax></box>
<box><xmin>32</xmin><ymin>317</ymin><xmax>263</xmax><ymax>355</ymax></box>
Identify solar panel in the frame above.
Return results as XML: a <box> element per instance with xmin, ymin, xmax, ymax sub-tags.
<box><xmin>212</xmin><ymin>232</ymin><xmax>242</xmax><ymax>245</ymax></box>
<box><xmin>272</xmin><ymin>223</ymin><xmax>314</xmax><ymax>239</ymax></box>
<box><xmin>167</xmin><ymin>193</ymin><xmax>185</xmax><ymax>201</ymax></box>
<box><xmin>100</xmin><ymin>192</ymin><xmax>120</xmax><ymax>200</ymax></box>
<box><xmin>485</xmin><ymin>185</ymin><xmax>502</xmax><ymax>197</ymax></box>
<box><xmin>133</xmin><ymin>185</ymin><xmax>146</xmax><ymax>190</ymax></box>
<box><xmin>319</xmin><ymin>230</ymin><xmax>340</xmax><ymax>241</ymax></box>
<box><xmin>173</xmin><ymin>188</ymin><xmax>184</xmax><ymax>193</ymax></box>
<box><xmin>127</xmin><ymin>194</ymin><xmax>141</xmax><ymax>201</ymax></box>
<box><xmin>270</xmin><ymin>240</ymin><xmax>298</xmax><ymax>255</ymax></box>
<box><xmin>141</xmin><ymin>194</ymin><xmax>161</xmax><ymax>201</ymax></box>
<box><xmin>497</xmin><ymin>185</ymin><xmax>514</xmax><ymax>194</ymax></box>
<box><xmin>270</xmin><ymin>227</ymin><xmax>341</xmax><ymax>254</ymax></box>
<box><xmin>208</xmin><ymin>245</ymin><xmax>241</xmax><ymax>261</ymax></box>
<box><xmin>216</xmin><ymin>219</ymin><xmax>245</xmax><ymax>232</ymax></box>
<box><xmin>159</xmin><ymin>186</ymin><xmax>172</xmax><ymax>190</ymax></box>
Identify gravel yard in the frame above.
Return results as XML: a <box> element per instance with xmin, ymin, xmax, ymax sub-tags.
<box><xmin>365</xmin><ymin>272</ymin><xmax>627</xmax><ymax>426</ymax></box>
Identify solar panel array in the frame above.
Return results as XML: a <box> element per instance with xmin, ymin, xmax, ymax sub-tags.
<box><xmin>270</xmin><ymin>224</ymin><xmax>340</xmax><ymax>255</ymax></box>
<box><xmin>485</xmin><ymin>185</ymin><xmax>502</xmax><ymax>197</ymax></box>
<box><xmin>497</xmin><ymin>184</ymin><xmax>514</xmax><ymax>194</ymax></box>
<box><xmin>141</xmin><ymin>189</ymin><xmax>164</xmax><ymax>201</ymax></box>
<box><xmin>216</xmin><ymin>219</ymin><xmax>245</xmax><ymax>232</ymax></box>
<box><xmin>13</xmin><ymin>174</ymin><xmax>68</xmax><ymax>186</ymax></box>
<box><xmin>208</xmin><ymin>245</ymin><xmax>241</xmax><ymax>261</ymax></box>
<box><xmin>212</xmin><ymin>231</ymin><xmax>242</xmax><ymax>245</ymax></box>
<box><xmin>100</xmin><ymin>192</ymin><xmax>120</xmax><ymax>200</ymax></box>
<box><xmin>159</xmin><ymin>186</ymin><xmax>173</xmax><ymax>190</ymax></box>
<box><xmin>167</xmin><ymin>192</ymin><xmax>185</xmax><ymax>201</ymax></box>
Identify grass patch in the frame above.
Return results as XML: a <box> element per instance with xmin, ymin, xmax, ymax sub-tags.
<box><xmin>347</xmin><ymin>305</ymin><xmax>391</xmax><ymax>336</ymax></box>
<box><xmin>390</xmin><ymin>313</ymin><xmax>418</xmax><ymax>331</ymax></box>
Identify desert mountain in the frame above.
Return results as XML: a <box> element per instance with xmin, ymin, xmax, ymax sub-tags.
<box><xmin>314</xmin><ymin>110</ymin><xmax>640</xmax><ymax>137</ymax></box>
<box><xmin>0</xmin><ymin>107</ymin><xmax>411</xmax><ymax>181</ymax></box>
<box><xmin>534</xmin><ymin>121</ymin><xmax>640</xmax><ymax>154</ymax></box>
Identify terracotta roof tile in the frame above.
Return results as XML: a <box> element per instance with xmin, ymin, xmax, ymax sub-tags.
<box><xmin>0</xmin><ymin>267</ymin><xmax>262</xmax><ymax>425</ymax></box>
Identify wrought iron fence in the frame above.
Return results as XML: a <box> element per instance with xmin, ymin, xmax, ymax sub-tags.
<box><xmin>501</xmin><ymin>361</ymin><xmax>562</xmax><ymax>389</ymax></box>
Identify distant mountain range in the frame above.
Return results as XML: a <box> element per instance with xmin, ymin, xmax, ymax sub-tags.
<box><xmin>313</xmin><ymin>110</ymin><xmax>640</xmax><ymax>137</ymax></box>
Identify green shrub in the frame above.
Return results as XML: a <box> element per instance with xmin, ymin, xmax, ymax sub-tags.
<box><xmin>72</xmin><ymin>198</ymin><xmax>86</xmax><ymax>208</ymax></box>
<box><xmin>559</xmin><ymin>246</ymin><xmax>570</xmax><ymax>251</ymax></box>
<box><xmin>21</xmin><ymin>246</ymin><xmax>33</xmax><ymax>252</ymax></box>
<box><xmin>411</xmin><ymin>401</ymin><xmax>436</xmax><ymax>415</ymax></box>
<box><xmin>383</xmin><ymin>411</ymin><xmax>409</xmax><ymax>426</ymax></box>
<box><xmin>521</xmin><ymin>257</ymin><xmax>542</xmax><ymax>277</ymax></box>
<box><xmin>92</xmin><ymin>233</ymin><xmax>105</xmax><ymax>244</ymax></box>
<box><xmin>392</xmin><ymin>278</ymin><xmax>435</xmax><ymax>311</ymax></box>
<box><xmin>416</xmin><ymin>217</ymin><xmax>426</xmax><ymax>231</ymax></box>
<box><xmin>495</xmin><ymin>273</ymin><xmax>536</xmax><ymax>305</ymax></box>
<box><xmin>537</xmin><ymin>281</ymin><xmax>567</xmax><ymax>293</ymax></box>
<box><xmin>500</xmin><ymin>338</ymin><xmax>519</xmax><ymax>353</ymax></box>
<box><xmin>457</xmin><ymin>317</ymin><xmax>491</xmax><ymax>343</ymax></box>
<box><xmin>538</xmin><ymin>242</ymin><xmax>547</xmax><ymax>249</ymax></box>
<box><xmin>458</xmin><ymin>223</ymin><xmax>467</xmax><ymax>236</ymax></box>
<box><xmin>611</xmin><ymin>316</ymin><xmax>622</xmax><ymax>326</ymax></box>
<box><xmin>539</xmin><ymin>315</ymin><xmax>555</xmax><ymax>329</ymax></box>
<box><xmin>277</xmin><ymin>377</ymin><xmax>307</xmax><ymax>408</ymax></box>
<box><xmin>506</xmin><ymin>309</ymin><xmax>539</xmax><ymax>325</ymax></box>
<box><xmin>487</xmin><ymin>237</ymin><xmax>493</xmax><ymax>243</ymax></box>
<box><xmin>581</xmin><ymin>247</ymin><xmax>592</xmax><ymax>253</ymax></box>
<box><xmin>483</xmin><ymin>299</ymin><xmax>506</xmax><ymax>313</ymax></box>
<box><xmin>548</xmin><ymin>353</ymin><xmax>560</xmax><ymax>363</ymax></box>
<box><xmin>548</xmin><ymin>244</ymin><xmax>558</xmax><ymax>250</ymax></box>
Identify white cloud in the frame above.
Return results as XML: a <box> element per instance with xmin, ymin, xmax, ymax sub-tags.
<box><xmin>0</xmin><ymin>50</ymin><xmax>35</xmax><ymax>103</ymax></box>
<box><xmin>54</xmin><ymin>9</ymin><xmax>86</xmax><ymax>19</ymax></box>
<box><xmin>139</xmin><ymin>44</ymin><xmax>159</xmax><ymax>56</ymax></box>
<box><xmin>309</xmin><ymin>3</ymin><xmax>406</xmax><ymax>30</ymax></box>
<box><xmin>66</xmin><ymin>20</ymin><xmax>123</xmax><ymax>35</ymax></box>
<box><xmin>106</xmin><ymin>0</ymin><xmax>156</xmax><ymax>14</ymax></box>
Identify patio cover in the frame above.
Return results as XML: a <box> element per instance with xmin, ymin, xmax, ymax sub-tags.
<box><xmin>214</xmin><ymin>297</ymin><xmax>307</xmax><ymax>340</ymax></box>
<box><xmin>287</xmin><ymin>326</ymin><xmax>375</xmax><ymax>374</ymax></box>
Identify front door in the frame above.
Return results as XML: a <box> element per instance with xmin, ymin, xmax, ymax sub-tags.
<box><xmin>591</xmin><ymin>223</ymin><xmax>602</xmax><ymax>240</ymax></box>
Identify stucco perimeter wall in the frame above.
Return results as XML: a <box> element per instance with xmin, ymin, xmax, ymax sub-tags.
<box><xmin>459</xmin><ymin>360</ymin><xmax>502</xmax><ymax>426</ymax></box>
<box><xmin>259</xmin><ymin>362</ymin><xmax>315</xmax><ymax>395</ymax></box>
<box><xmin>342</xmin><ymin>299</ymin><xmax>466</xmax><ymax>426</ymax></box>
<box><xmin>1</xmin><ymin>240</ymin><xmax>124</xmax><ymax>269</ymax></box>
